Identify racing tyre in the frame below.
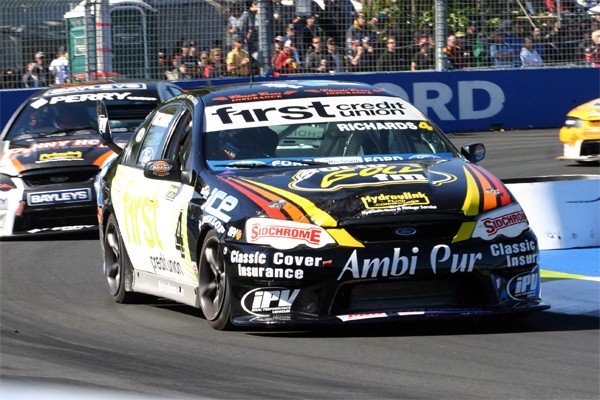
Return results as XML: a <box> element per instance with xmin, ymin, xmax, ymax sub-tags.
<box><xmin>104</xmin><ymin>213</ymin><xmax>140</xmax><ymax>303</ymax></box>
<box><xmin>198</xmin><ymin>230</ymin><xmax>233</xmax><ymax>330</ymax></box>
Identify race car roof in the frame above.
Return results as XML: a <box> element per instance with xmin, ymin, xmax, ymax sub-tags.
<box><xmin>196</xmin><ymin>80</ymin><xmax>394</xmax><ymax>107</ymax></box>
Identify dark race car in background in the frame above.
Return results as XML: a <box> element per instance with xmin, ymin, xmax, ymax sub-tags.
<box><xmin>0</xmin><ymin>80</ymin><xmax>182</xmax><ymax>237</ymax></box>
<box><xmin>98</xmin><ymin>80</ymin><xmax>549</xmax><ymax>330</ymax></box>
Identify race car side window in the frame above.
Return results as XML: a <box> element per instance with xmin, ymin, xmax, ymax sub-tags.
<box><xmin>121</xmin><ymin>111</ymin><xmax>156</xmax><ymax>166</ymax></box>
<box><xmin>134</xmin><ymin>104</ymin><xmax>180</xmax><ymax>167</ymax></box>
<box><xmin>163</xmin><ymin>108</ymin><xmax>192</xmax><ymax>161</ymax></box>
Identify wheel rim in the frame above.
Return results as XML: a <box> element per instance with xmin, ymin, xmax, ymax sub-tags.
<box><xmin>104</xmin><ymin>221</ymin><xmax>122</xmax><ymax>296</ymax></box>
<box><xmin>199</xmin><ymin>236</ymin><xmax>226</xmax><ymax>321</ymax></box>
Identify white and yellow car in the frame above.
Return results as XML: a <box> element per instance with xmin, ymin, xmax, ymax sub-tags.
<box><xmin>558</xmin><ymin>98</ymin><xmax>600</xmax><ymax>164</ymax></box>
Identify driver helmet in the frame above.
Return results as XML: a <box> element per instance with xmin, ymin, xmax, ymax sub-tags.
<box><xmin>216</xmin><ymin>127</ymin><xmax>278</xmax><ymax>160</ymax></box>
<box><xmin>53</xmin><ymin>107</ymin><xmax>94</xmax><ymax>130</ymax></box>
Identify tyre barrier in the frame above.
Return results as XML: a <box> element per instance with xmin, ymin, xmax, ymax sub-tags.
<box><xmin>505</xmin><ymin>175</ymin><xmax>600</xmax><ymax>250</ymax></box>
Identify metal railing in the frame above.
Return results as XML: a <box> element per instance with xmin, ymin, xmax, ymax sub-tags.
<box><xmin>1</xmin><ymin>0</ymin><xmax>599</xmax><ymax>88</ymax></box>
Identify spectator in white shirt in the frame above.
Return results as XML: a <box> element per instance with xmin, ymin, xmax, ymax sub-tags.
<box><xmin>49</xmin><ymin>50</ymin><xmax>70</xmax><ymax>85</ymax></box>
<box><xmin>520</xmin><ymin>36</ymin><xmax>543</xmax><ymax>67</ymax></box>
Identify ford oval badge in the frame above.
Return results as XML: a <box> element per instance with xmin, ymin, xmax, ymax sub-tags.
<box><xmin>395</xmin><ymin>227</ymin><xmax>417</xmax><ymax>236</ymax></box>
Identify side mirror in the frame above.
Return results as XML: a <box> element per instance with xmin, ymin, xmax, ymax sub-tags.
<box><xmin>96</xmin><ymin>100</ymin><xmax>122</xmax><ymax>155</ymax></box>
<box><xmin>461</xmin><ymin>142</ymin><xmax>486</xmax><ymax>163</ymax></box>
<box><xmin>143</xmin><ymin>159</ymin><xmax>181</xmax><ymax>181</ymax></box>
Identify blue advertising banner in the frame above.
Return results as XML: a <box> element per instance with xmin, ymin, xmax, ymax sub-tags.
<box><xmin>2</xmin><ymin>68</ymin><xmax>599</xmax><ymax>133</ymax></box>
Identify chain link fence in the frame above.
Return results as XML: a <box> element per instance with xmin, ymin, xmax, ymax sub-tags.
<box><xmin>1</xmin><ymin>0</ymin><xmax>599</xmax><ymax>88</ymax></box>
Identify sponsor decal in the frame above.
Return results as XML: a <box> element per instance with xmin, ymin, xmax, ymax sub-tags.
<box><xmin>490</xmin><ymin>239</ymin><xmax>538</xmax><ymax>267</ymax></box>
<box><xmin>237</xmin><ymin>265</ymin><xmax>304</xmax><ymax>279</ymax></box>
<box><xmin>0</xmin><ymin>197</ymin><xmax>8</xmax><ymax>210</ymax></box>
<box><xmin>226</xmin><ymin>92</ymin><xmax>284</xmax><ymax>103</ymax></box>
<box><xmin>201</xmin><ymin>188</ymin><xmax>238</xmax><ymax>222</ymax></box>
<box><xmin>38</xmin><ymin>151</ymin><xmax>83</xmax><ymax>162</ymax></box>
<box><xmin>200</xmin><ymin>185</ymin><xmax>211</xmax><ymax>198</ymax></box>
<box><xmin>290</xmin><ymin>164</ymin><xmax>456</xmax><ymax>192</ymax></box>
<box><xmin>6</xmin><ymin>139</ymin><xmax>102</xmax><ymax>157</ymax></box>
<box><xmin>166</xmin><ymin>184</ymin><xmax>179</xmax><ymax>201</ymax></box>
<box><xmin>245</xmin><ymin>218</ymin><xmax>335</xmax><ymax>250</ymax></box>
<box><xmin>362</xmin><ymin>155</ymin><xmax>406</xmax><ymax>162</ymax></box>
<box><xmin>140</xmin><ymin>147</ymin><xmax>154</xmax><ymax>165</ymax></box>
<box><xmin>227</xmin><ymin>249</ymin><xmax>322</xmax><ymax>268</ymax></box>
<box><xmin>272</xmin><ymin>252</ymin><xmax>323</xmax><ymax>267</ymax></box>
<box><xmin>205</xmin><ymin>96</ymin><xmax>426</xmax><ymax>132</ymax></box>
<box><xmin>504</xmin><ymin>253</ymin><xmax>538</xmax><ymax>268</ymax></box>
<box><xmin>507</xmin><ymin>270</ymin><xmax>540</xmax><ymax>300</ymax></box>
<box><xmin>241</xmin><ymin>287</ymin><xmax>300</xmax><ymax>316</ymax></box>
<box><xmin>230</xmin><ymin>249</ymin><xmax>267</xmax><ymax>264</ymax></box>
<box><xmin>226</xmin><ymin>226</ymin><xmax>243</xmax><ymax>240</ymax></box>
<box><xmin>177</xmin><ymin>93</ymin><xmax>199</xmax><ymax>105</ymax></box>
<box><xmin>472</xmin><ymin>204</ymin><xmax>529</xmax><ymax>240</ymax></box>
<box><xmin>27</xmin><ymin>188</ymin><xmax>91</xmax><ymax>206</ymax></box>
<box><xmin>158</xmin><ymin>281</ymin><xmax>185</xmax><ymax>297</ymax></box>
<box><xmin>360</xmin><ymin>192</ymin><xmax>433</xmax><ymax>209</ymax></box>
<box><xmin>337</xmin><ymin>121</ymin><xmax>419</xmax><ymax>132</ymax></box>
<box><xmin>33</xmin><ymin>92</ymin><xmax>137</xmax><ymax>107</ymax></box>
<box><xmin>337</xmin><ymin>245</ymin><xmax>483</xmax><ymax>280</ymax></box>
<box><xmin>149</xmin><ymin>160</ymin><xmax>173</xmax><ymax>176</ymax></box>
<box><xmin>26</xmin><ymin>225</ymin><xmax>95</xmax><ymax>233</ymax></box>
<box><xmin>121</xmin><ymin>187</ymin><xmax>163</xmax><ymax>249</ymax></box>
<box><xmin>126</xmin><ymin>96</ymin><xmax>159</xmax><ymax>101</ymax></box>
<box><xmin>202</xmin><ymin>215</ymin><xmax>226</xmax><ymax>235</ymax></box>
<box><xmin>150</xmin><ymin>253</ymin><xmax>184</xmax><ymax>275</ymax></box>
<box><xmin>46</xmin><ymin>83</ymin><xmax>147</xmax><ymax>95</ymax></box>
<box><xmin>337</xmin><ymin>312</ymin><xmax>389</xmax><ymax>322</ymax></box>
<box><xmin>135</xmin><ymin>127</ymin><xmax>146</xmax><ymax>143</ymax></box>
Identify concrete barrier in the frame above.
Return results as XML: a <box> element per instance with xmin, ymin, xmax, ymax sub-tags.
<box><xmin>505</xmin><ymin>175</ymin><xmax>600</xmax><ymax>250</ymax></box>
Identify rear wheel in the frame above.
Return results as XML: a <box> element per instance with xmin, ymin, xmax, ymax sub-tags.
<box><xmin>198</xmin><ymin>230</ymin><xmax>233</xmax><ymax>330</ymax></box>
<box><xmin>104</xmin><ymin>213</ymin><xmax>139</xmax><ymax>303</ymax></box>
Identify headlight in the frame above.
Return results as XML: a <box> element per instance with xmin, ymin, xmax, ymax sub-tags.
<box><xmin>471</xmin><ymin>203</ymin><xmax>529</xmax><ymax>240</ymax></box>
<box><xmin>564</xmin><ymin>117</ymin><xmax>583</xmax><ymax>128</ymax></box>
<box><xmin>244</xmin><ymin>218</ymin><xmax>336</xmax><ymax>250</ymax></box>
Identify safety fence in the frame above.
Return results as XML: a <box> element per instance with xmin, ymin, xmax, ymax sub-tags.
<box><xmin>1</xmin><ymin>0</ymin><xmax>599</xmax><ymax>88</ymax></box>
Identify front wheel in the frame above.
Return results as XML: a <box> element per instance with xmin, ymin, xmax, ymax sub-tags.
<box><xmin>198</xmin><ymin>230</ymin><xmax>233</xmax><ymax>330</ymax></box>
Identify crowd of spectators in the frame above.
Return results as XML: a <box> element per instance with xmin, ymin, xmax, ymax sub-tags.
<box><xmin>2</xmin><ymin>2</ymin><xmax>600</xmax><ymax>88</ymax></box>
<box><xmin>2</xmin><ymin>49</ymin><xmax>70</xmax><ymax>89</ymax></box>
<box><xmin>156</xmin><ymin>3</ymin><xmax>600</xmax><ymax>80</ymax></box>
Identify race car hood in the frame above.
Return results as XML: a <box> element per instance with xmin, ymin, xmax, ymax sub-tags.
<box><xmin>567</xmin><ymin>98</ymin><xmax>600</xmax><ymax>120</ymax></box>
<box><xmin>0</xmin><ymin>131</ymin><xmax>131</xmax><ymax>175</ymax></box>
<box><xmin>218</xmin><ymin>158</ymin><xmax>514</xmax><ymax>227</ymax></box>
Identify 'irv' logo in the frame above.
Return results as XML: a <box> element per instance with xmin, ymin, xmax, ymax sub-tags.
<box><xmin>241</xmin><ymin>287</ymin><xmax>300</xmax><ymax>317</ymax></box>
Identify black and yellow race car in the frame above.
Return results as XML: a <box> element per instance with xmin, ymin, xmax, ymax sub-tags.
<box><xmin>97</xmin><ymin>80</ymin><xmax>549</xmax><ymax>330</ymax></box>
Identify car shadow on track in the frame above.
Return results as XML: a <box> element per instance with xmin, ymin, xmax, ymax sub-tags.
<box><xmin>146</xmin><ymin>301</ymin><xmax>598</xmax><ymax>337</ymax></box>
<box><xmin>244</xmin><ymin>312</ymin><xmax>599</xmax><ymax>338</ymax></box>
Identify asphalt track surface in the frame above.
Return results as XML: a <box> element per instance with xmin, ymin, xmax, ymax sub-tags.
<box><xmin>1</xmin><ymin>129</ymin><xmax>599</xmax><ymax>399</ymax></box>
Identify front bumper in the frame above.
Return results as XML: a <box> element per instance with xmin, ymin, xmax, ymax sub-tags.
<box><xmin>0</xmin><ymin>177</ymin><xmax>98</xmax><ymax>236</ymax></box>
<box><xmin>559</xmin><ymin>127</ymin><xmax>600</xmax><ymax>162</ymax></box>
<box><xmin>222</xmin><ymin>231</ymin><xmax>549</xmax><ymax>327</ymax></box>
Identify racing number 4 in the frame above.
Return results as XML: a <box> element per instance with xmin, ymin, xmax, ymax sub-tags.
<box><xmin>175</xmin><ymin>211</ymin><xmax>185</xmax><ymax>258</ymax></box>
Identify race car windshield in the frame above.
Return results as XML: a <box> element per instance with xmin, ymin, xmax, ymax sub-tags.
<box><xmin>4</xmin><ymin>96</ymin><xmax>150</xmax><ymax>140</ymax></box>
<box><xmin>204</xmin><ymin>120</ymin><xmax>456</xmax><ymax>167</ymax></box>
<box><xmin>203</xmin><ymin>95</ymin><xmax>457</xmax><ymax>168</ymax></box>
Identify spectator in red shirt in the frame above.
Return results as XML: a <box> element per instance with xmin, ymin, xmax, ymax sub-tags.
<box><xmin>585</xmin><ymin>30</ymin><xmax>600</xmax><ymax>67</ymax></box>
<box><xmin>274</xmin><ymin>40</ymin><xmax>298</xmax><ymax>74</ymax></box>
